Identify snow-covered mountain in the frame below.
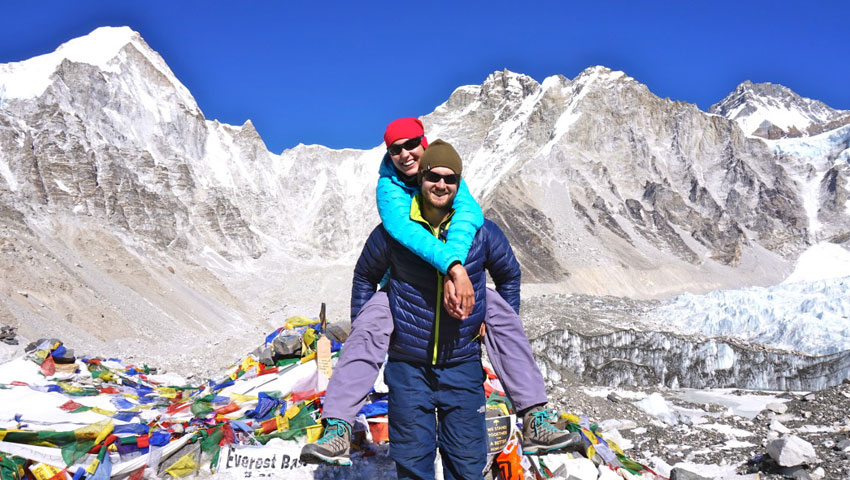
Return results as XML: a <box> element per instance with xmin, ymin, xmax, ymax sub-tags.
<box><xmin>709</xmin><ymin>80</ymin><xmax>850</xmax><ymax>139</ymax></box>
<box><xmin>709</xmin><ymin>82</ymin><xmax>850</xmax><ymax>243</ymax></box>
<box><xmin>0</xmin><ymin>26</ymin><xmax>849</xmax><ymax>372</ymax></box>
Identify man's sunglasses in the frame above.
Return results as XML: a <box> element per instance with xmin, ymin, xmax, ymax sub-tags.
<box><xmin>422</xmin><ymin>170</ymin><xmax>461</xmax><ymax>185</ymax></box>
<box><xmin>387</xmin><ymin>136</ymin><xmax>423</xmax><ymax>156</ymax></box>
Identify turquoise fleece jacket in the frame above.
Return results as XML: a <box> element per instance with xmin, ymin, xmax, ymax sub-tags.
<box><xmin>376</xmin><ymin>153</ymin><xmax>484</xmax><ymax>274</ymax></box>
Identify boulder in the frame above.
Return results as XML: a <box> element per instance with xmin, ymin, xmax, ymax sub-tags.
<box><xmin>272</xmin><ymin>334</ymin><xmax>301</xmax><ymax>358</ymax></box>
<box><xmin>607</xmin><ymin>392</ymin><xmax>624</xmax><ymax>403</ymax></box>
<box><xmin>766</xmin><ymin>435</ymin><xmax>818</xmax><ymax>467</ymax></box>
<box><xmin>670</xmin><ymin>467</ymin><xmax>711</xmax><ymax>480</ymax></box>
<box><xmin>769</xmin><ymin>419</ymin><xmax>791</xmax><ymax>434</ymax></box>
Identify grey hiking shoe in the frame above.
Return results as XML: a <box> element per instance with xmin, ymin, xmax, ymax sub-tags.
<box><xmin>521</xmin><ymin>406</ymin><xmax>584</xmax><ymax>455</ymax></box>
<box><xmin>299</xmin><ymin>418</ymin><xmax>352</xmax><ymax>466</ymax></box>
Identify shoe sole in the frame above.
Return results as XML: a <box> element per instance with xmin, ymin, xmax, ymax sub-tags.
<box><xmin>299</xmin><ymin>450</ymin><xmax>352</xmax><ymax>466</ymax></box>
<box><xmin>522</xmin><ymin>439</ymin><xmax>584</xmax><ymax>455</ymax></box>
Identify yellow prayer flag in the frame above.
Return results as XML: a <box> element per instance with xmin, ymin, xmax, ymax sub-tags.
<box><xmin>560</xmin><ymin>412</ymin><xmax>581</xmax><ymax>424</ymax></box>
<box><xmin>29</xmin><ymin>462</ymin><xmax>62</xmax><ymax>480</ymax></box>
<box><xmin>90</xmin><ymin>407</ymin><xmax>117</xmax><ymax>417</ymax></box>
<box><xmin>240</xmin><ymin>357</ymin><xmax>260</xmax><ymax>373</ymax></box>
<box><xmin>157</xmin><ymin>387</ymin><xmax>178</xmax><ymax>399</ymax></box>
<box><xmin>305</xmin><ymin>424</ymin><xmax>323</xmax><ymax>443</ymax></box>
<box><xmin>582</xmin><ymin>427</ymin><xmax>598</xmax><ymax>445</ymax></box>
<box><xmin>58</xmin><ymin>383</ymin><xmax>83</xmax><ymax>394</ymax></box>
<box><xmin>164</xmin><ymin>453</ymin><xmax>198</xmax><ymax>478</ymax></box>
<box><xmin>284</xmin><ymin>316</ymin><xmax>319</xmax><ymax>329</ymax></box>
<box><xmin>93</xmin><ymin>419</ymin><xmax>114</xmax><ymax>445</ymax></box>
<box><xmin>85</xmin><ymin>459</ymin><xmax>99</xmax><ymax>475</ymax></box>
<box><xmin>300</xmin><ymin>352</ymin><xmax>316</xmax><ymax>363</ymax></box>
<box><xmin>75</xmin><ymin>419</ymin><xmax>112</xmax><ymax>440</ymax></box>
<box><xmin>303</xmin><ymin>328</ymin><xmax>317</xmax><ymax>347</ymax></box>
<box><xmin>284</xmin><ymin>405</ymin><xmax>301</xmax><ymax>420</ymax></box>
<box><xmin>229</xmin><ymin>393</ymin><xmax>257</xmax><ymax>403</ymax></box>
<box><xmin>275</xmin><ymin>415</ymin><xmax>288</xmax><ymax>432</ymax></box>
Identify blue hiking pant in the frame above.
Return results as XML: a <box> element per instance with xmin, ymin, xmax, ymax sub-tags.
<box><xmin>322</xmin><ymin>289</ymin><xmax>547</xmax><ymax>425</ymax></box>
<box><xmin>384</xmin><ymin>358</ymin><xmax>487</xmax><ymax>480</ymax></box>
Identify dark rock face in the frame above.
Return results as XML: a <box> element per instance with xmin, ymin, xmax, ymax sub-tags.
<box><xmin>820</xmin><ymin>164</ymin><xmax>849</xmax><ymax>228</ymax></box>
<box><xmin>484</xmin><ymin>195</ymin><xmax>569</xmax><ymax>283</ymax></box>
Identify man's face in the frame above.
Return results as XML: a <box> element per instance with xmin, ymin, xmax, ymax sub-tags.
<box><xmin>388</xmin><ymin>137</ymin><xmax>424</xmax><ymax>177</ymax></box>
<box><xmin>420</xmin><ymin>166</ymin><xmax>459</xmax><ymax>210</ymax></box>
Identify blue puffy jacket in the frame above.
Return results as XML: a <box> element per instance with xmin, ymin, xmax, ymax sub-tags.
<box><xmin>351</xmin><ymin>197</ymin><xmax>521</xmax><ymax>365</ymax></box>
<box><xmin>377</xmin><ymin>153</ymin><xmax>484</xmax><ymax>274</ymax></box>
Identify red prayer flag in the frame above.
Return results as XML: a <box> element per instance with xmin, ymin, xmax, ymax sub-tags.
<box><xmin>260</xmin><ymin>418</ymin><xmax>277</xmax><ymax>434</ymax></box>
<box><xmin>221</xmin><ymin>423</ymin><xmax>234</xmax><ymax>446</ymax></box>
<box><xmin>484</xmin><ymin>380</ymin><xmax>495</xmax><ymax>398</ymax></box>
<box><xmin>166</xmin><ymin>402</ymin><xmax>191</xmax><ymax>415</ymax></box>
<box><xmin>128</xmin><ymin>466</ymin><xmax>145</xmax><ymax>480</ymax></box>
<box><xmin>40</xmin><ymin>355</ymin><xmax>56</xmax><ymax>377</ymax></box>
<box><xmin>59</xmin><ymin>400</ymin><xmax>84</xmax><ymax>411</ymax></box>
<box><xmin>214</xmin><ymin>403</ymin><xmax>240</xmax><ymax>415</ymax></box>
<box><xmin>290</xmin><ymin>389</ymin><xmax>325</xmax><ymax>403</ymax></box>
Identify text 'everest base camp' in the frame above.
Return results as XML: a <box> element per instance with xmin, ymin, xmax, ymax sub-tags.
<box><xmin>0</xmin><ymin>26</ymin><xmax>849</xmax><ymax>480</ymax></box>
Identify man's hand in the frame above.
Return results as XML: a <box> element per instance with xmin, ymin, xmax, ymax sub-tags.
<box><xmin>443</xmin><ymin>264</ymin><xmax>474</xmax><ymax>320</ymax></box>
<box><xmin>443</xmin><ymin>276</ymin><xmax>461</xmax><ymax>318</ymax></box>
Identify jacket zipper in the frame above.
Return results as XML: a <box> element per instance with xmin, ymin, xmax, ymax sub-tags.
<box><xmin>433</xmin><ymin>273</ymin><xmax>443</xmax><ymax>365</ymax></box>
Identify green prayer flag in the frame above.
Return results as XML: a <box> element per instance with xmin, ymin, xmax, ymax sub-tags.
<box><xmin>190</xmin><ymin>402</ymin><xmax>213</xmax><ymax>418</ymax></box>
<box><xmin>61</xmin><ymin>440</ymin><xmax>95</xmax><ymax>466</ymax></box>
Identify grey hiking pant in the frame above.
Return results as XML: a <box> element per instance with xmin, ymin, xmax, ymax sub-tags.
<box><xmin>322</xmin><ymin>288</ymin><xmax>548</xmax><ymax>425</ymax></box>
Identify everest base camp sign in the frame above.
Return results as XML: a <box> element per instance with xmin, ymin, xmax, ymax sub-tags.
<box><xmin>217</xmin><ymin>442</ymin><xmax>314</xmax><ymax>477</ymax></box>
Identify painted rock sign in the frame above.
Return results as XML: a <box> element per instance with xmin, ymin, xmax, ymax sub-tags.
<box><xmin>217</xmin><ymin>442</ymin><xmax>315</xmax><ymax>478</ymax></box>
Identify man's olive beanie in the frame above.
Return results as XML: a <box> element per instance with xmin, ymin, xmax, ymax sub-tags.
<box><xmin>418</xmin><ymin>139</ymin><xmax>462</xmax><ymax>177</ymax></box>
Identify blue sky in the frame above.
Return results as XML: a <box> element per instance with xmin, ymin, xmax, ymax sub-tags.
<box><xmin>1</xmin><ymin>1</ymin><xmax>847</xmax><ymax>152</ymax></box>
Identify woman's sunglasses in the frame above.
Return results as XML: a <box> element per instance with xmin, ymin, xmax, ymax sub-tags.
<box><xmin>422</xmin><ymin>170</ymin><xmax>461</xmax><ymax>185</ymax></box>
<box><xmin>387</xmin><ymin>136</ymin><xmax>423</xmax><ymax>156</ymax></box>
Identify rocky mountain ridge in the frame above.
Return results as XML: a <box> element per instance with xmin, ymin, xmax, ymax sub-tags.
<box><xmin>709</xmin><ymin>80</ymin><xmax>850</xmax><ymax>139</ymax></box>
<box><xmin>0</xmin><ymin>27</ymin><xmax>848</xmax><ymax>370</ymax></box>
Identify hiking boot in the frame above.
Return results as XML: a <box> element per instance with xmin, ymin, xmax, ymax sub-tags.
<box><xmin>521</xmin><ymin>406</ymin><xmax>584</xmax><ymax>455</ymax></box>
<box><xmin>299</xmin><ymin>418</ymin><xmax>352</xmax><ymax>466</ymax></box>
